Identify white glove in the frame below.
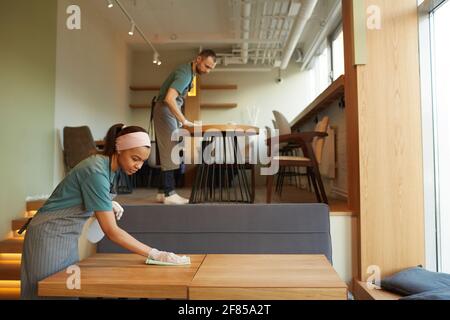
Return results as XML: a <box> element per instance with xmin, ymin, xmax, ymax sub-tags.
<box><xmin>112</xmin><ymin>201</ymin><xmax>124</xmax><ymax>221</ymax></box>
<box><xmin>148</xmin><ymin>248</ymin><xmax>189</xmax><ymax>264</ymax></box>
<box><xmin>182</xmin><ymin>119</ymin><xmax>195</xmax><ymax>127</ymax></box>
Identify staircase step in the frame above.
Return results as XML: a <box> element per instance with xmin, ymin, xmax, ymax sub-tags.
<box><xmin>0</xmin><ymin>238</ymin><xmax>24</xmax><ymax>254</ymax></box>
<box><xmin>0</xmin><ymin>281</ymin><xmax>20</xmax><ymax>300</ymax></box>
<box><xmin>26</xmin><ymin>210</ymin><xmax>38</xmax><ymax>218</ymax></box>
<box><xmin>0</xmin><ymin>260</ymin><xmax>21</xmax><ymax>280</ymax></box>
<box><xmin>12</xmin><ymin>218</ymin><xmax>30</xmax><ymax>232</ymax></box>
<box><xmin>26</xmin><ymin>200</ymin><xmax>46</xmax><ymax>212</ymax></box>
<box><xmin>0</xmin><ymin>253</ymin><xmax>21</xmax><ymax>260</ymax></box>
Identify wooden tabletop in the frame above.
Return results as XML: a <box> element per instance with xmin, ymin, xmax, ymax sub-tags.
<box><xmin>38</xmin><ymin>254</ymin><xmax>347</xmax><ymax>300</ymax></box>
<box><xmin>189</xmin><ymin>255</ymin><xmax>348</xmax><ymax>300</ymax></box>
<box><xmin>183</xmin><ymin>124</ymin><xmax>260</xmax><ymax>136</ymax></box>
<box><xmin>38</xmin><ymin>254</ymin><xmax>206</xmax><ymax>299</ymax></box>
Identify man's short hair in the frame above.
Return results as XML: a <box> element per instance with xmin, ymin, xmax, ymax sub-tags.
<box><xmin>198</xmin><ymin>49</ymin><xmax>217</xmax><ymax>62</ymax></box>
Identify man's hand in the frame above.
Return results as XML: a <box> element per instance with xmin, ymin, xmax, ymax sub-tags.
<box><xmin>182</xmin><ymin>119</ymin><xmax>195</xmax><ymax>127</ymax></box>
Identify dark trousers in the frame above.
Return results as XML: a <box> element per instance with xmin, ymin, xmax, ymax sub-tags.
<box><xmin>158</xmin><ymin>170</ymin><xmax>176</xmax><ymax>196</ymax></box>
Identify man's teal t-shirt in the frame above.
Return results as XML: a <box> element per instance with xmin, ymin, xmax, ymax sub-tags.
<box><xmin>157</xmin><ymin>62</ymin><xmax>194</xmax><ymax>102</ymax></box>
<box><xmin>39</xmin><ymin>155</ymin><xmax>117</xmax><ymax>213</ymax></box>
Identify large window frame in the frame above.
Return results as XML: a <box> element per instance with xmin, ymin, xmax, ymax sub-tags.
<box><xmin>418</xmin><ymin>0</ymin><xmax>449</xmax><ymax>272</ymax></box>
<box><xmin>330</xmin><ymin>24</ymin><xmax>344</xmax><ymax>82</ymax></box>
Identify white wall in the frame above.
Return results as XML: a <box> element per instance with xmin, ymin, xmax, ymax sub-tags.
<box><xmin>53</xmin><ymin>0</ymin><xmax>133</xmax><ymax>185</ymax></box>
<box><xmin>129</xmin><ymin>49</ymin><xmax>316</xmax><ymax>131</ymax></box>
<box><xmin>330</xmin><ymin>216</ymin><xmax>354</xmax><ymax>284</ymax></box>
<box><xmin>0</xmin><ymin>0</ymin><xmax>57</xmax><ymax>239</ymax></box>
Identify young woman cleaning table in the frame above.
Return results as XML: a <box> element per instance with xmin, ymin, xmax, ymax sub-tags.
<box><xmin>20</xmin><ymin>124</ymin><xmax>186</xmax><ymax>299</ymax></box>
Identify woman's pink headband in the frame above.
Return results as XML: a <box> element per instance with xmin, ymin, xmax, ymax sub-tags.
<box><xmin>116</xmin><ymin>132</ymin><xmax>151</xmax><ymax>152</ymax></box>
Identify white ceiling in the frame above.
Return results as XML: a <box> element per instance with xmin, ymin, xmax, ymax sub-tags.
<box><xmin>92</xmin><ymin>0</ymin><xmax>341</xmax><ymax>68</ymax></box>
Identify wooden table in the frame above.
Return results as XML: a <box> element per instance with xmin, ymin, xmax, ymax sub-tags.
<box><xmin>38</xmin><ymin>254</ymin><xmax>347</xmax><ymax>300</ymax></box>
<box><xmin>38</xmin><ymin>254</ymin><xmax>206</xmax><ymax>299</ymax></box>
<box><xmin>189</xmin><ymin>255</ymin><xmax>347</xmax><ymax>300</ymax></box>
<box><xmin>184</xmin><ymin>124</ymin><xmax>260</xmax><ymax>204</ymax></box>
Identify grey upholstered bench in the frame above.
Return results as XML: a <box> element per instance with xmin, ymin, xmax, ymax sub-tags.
<box><xmin>98</xmin><ymin>203</ymin><xmax>333</xmax><ymax>263</ymax></box>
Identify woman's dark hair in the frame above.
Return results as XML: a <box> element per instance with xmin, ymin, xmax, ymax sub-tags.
<box><xmin>102</xmin><ymin>124</ymin><xmax>148</xmax><ymax>157</ymax></box>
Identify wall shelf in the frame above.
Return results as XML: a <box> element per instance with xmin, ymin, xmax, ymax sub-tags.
<box><xmin>129</xmin><ymin>103</ymin><xmax>238</xmax><ymax>109</ymax></box>
<box><xmin>291</xmin><ymin>75</ymin><xmax>345</xmax><ymax>129</ymax></box>
<box><xmin>201</xmin><ymin>85</ymin><xmax>238</xmax><ymax>90</ymax></box>
<box><xmin>129</xmin><ymin>84</ymin><xmax>238</xmax><ymax>91</ymax></box>
<box><xmin>129</xmin><ymin>86</ymin><xmax>160</xmax><ymax>91</ymax></box>
<box><xmin>200</xmin><ymin>103</ymin><xmax>237</xmax><ymax>109</ymax></box>
<box><xmin>129</xmin><ymin>104</ymin><xmax>150</xmax><ymax>109</ymax></box>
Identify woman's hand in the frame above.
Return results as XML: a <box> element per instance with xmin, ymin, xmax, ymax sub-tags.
<box><xmin>148</xmin><ymin>248</ymin><xmax>190</xmax><ymax>264</ymax></box>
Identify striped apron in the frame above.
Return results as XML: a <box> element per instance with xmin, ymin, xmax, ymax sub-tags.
<box><xmin>153</xmin><ymin>96</ymin><xmax>184</xmax><ymax>172</ymax></box>
<box><xmin>20</xmin><ymin>195</ymin><xmax>115</xmax><ymax>300</ymax></box>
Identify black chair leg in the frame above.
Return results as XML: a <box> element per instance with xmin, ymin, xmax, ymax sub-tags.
<box><xmin>275</xmin><ymin>167</ymin><xmax>283</xmax><ymax>194</ymax></box>
<box><xmin>312</xmin><ymin>165</ymin><xmax>328</xmax><ymax>204</ymax></box>
<box><xmin>278</xmin><ymin>167</ymin><xmax>286</xmax><ymax>196</ymax></box>
<box><xmin>308</xmin><ymin>168</ymin><xmax>322</xmax><ymax>203</ymax></box>
<box><xmin>307</xmin><ymin>171</ymin><xmax>313</xmax><ymax>192</ymax></box>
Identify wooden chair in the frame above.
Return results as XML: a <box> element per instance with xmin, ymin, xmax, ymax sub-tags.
<box><xmin>266</xmin><ymin>131</ymin><xmax>329</xmax><ymax>204</ymax></box>
<box><xmin>63</xmin><ymin>126</ymin><xmax>97</xmax><ymax>174</ymax></box>
<box><xmin>275</xmin><ymin>116</ymin><xmax>331</xmax><ymax>193</ymax></box>
<box><xmin>272</xmin><ymin>110</ymin><xmax>292</xmax><ymax>135</ymax></box>
<box><xmin>272</xmin><ymin>111</ymin><xmax>305</xmax><ymax>190</ymax></box>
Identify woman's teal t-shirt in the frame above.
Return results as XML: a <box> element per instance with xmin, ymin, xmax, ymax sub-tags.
<box><xmin>39</xmin><ymin>155</ymin><xmax>117</xmax><ymax>213</ymax></box>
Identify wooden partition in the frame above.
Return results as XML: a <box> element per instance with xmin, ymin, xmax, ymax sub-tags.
<box><xmin>343</xmin><ymin>0</ymin><xmax>425</xmax><ymax>283</ymax></box>
<box><xmin>342</xmin><ymin>0</ymin><xmax>362</xmax><ymax>282</ymax></box>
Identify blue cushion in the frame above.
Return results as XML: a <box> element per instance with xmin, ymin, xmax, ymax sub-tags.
<box><xmin>401</xmin><ymin>288</ymin><xmax>450</xmax><ymax>300</ymax></box>
<box><xmin>381</xmin><ymin>267</ymin><xmax>450</xmax><ymax>296</ymax></box>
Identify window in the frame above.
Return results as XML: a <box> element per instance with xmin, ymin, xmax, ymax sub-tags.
<box><xmin>312</xmin><ymin>42</ymin><xmax>331</xmax><ymax>96</ymax></box>
<box><xmin>419</xmin><ymin>0</ymin><xmax>450</xmax><ymax>273</ymax></box>
<box><xmin>431</xmin><ymin>0</ymin><xmax>450</xmax><ymax>274</ymax></box>
<box><xmin>331</xmin><ymin>28</ymin><xmax>345</xmax><ymax>80</ymax></box>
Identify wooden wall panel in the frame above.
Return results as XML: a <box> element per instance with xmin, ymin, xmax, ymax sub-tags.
<box><xmin>356</xmin><ymin>0</ymin><xmax>425</xmax><ymax>279</ymax></box>
<box><xmin>343</xmin><ymin>0</ymin><xmax>362</xmax><ymax>282</ymax></box>
<box><xmin>343</xmin><ymin>0</ymin><xmax>361</xmax><ymax>216</ymax></box>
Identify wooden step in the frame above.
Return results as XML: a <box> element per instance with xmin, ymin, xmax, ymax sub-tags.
<box><xmin>0</xmin><ymin>260</ymin><xmax>21</xmax><ymax>280</ymax></box>
<box><xmin>26</xmin><ymin>200</ymin><xmax>46</xmax><ymax>212</ymax></box>
<box><xmin>12</xmin><ymin>218</ymin><xmax>30</xmax><ymax>232</ymax></box>
<box><xmin>0</xmin><ymin>254</ymin><xmax>21</xmax><ymax>261</ymax></box>
<box><xmin>354</xmin><ymin>281</ymin><xmax>402</xmax><ymax>300</ymax></box>
<box><xmin>0</xmin><ymin>238</ymin><xmax>24</xmax><ymax>254</ymax></box>
<box><xmin>26</xmin><ymin>210</ymin><xmax>38</xmax><ymax>218</ymax></box>
<box><xmin>0</xmin><ymin>281</ymin><xmax>20</xmax><ymax>300</ymax></box>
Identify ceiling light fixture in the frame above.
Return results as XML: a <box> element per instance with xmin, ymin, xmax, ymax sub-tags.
<box><xmin>113</xmin><ymin>0</ymin><xmax>161</xmax><ymax>66</ymax></box>
<box><xmin>153</xmin><ymin>52</ymin><xmax>159</xmax><ymax>64</ymax></box>
<box><xmin>128</xmin><ymin>21</ymin><xmax>135</xmax><ymax>36</ymax></box>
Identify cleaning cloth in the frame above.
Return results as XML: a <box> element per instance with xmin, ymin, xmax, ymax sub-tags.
<box><xmin>145</xmin><ymin>255</ymin><xmax>191</xmax><ymax>266</ymax></box>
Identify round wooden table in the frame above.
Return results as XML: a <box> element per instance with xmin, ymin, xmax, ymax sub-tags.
<box><xmin>183</xmin><ymin>124</ymin><xmax>259</xmax><ymax>204</ymax></box>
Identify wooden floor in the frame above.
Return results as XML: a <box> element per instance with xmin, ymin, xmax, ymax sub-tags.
<box><xmin>116</xmin><ymin>186</ymin><xmax>353</xmax><ymax>216</ymax></box>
